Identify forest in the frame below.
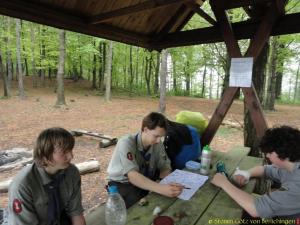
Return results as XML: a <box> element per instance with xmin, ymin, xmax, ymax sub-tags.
<box><xmin>0</xmin><ymin>1</ymin><xmax>300</xmax><ymax>110</ymax></box>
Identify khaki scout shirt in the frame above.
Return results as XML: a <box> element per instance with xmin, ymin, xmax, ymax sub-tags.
<box><xmin>8</xmin><ymin>163</ymin><xmax>83</xmax><ymax>225</ymax></box>
<box><xmin>107</xmin><ymin>132</ymin><xmax>171</xmax><ymax>182</ymax></box>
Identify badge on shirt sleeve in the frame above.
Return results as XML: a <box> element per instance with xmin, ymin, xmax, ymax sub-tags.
<box><xmin>127</xmin><ymin>152</ymin><xmax>133</xmax><ymax>161</ymax></box>
<box><xmin>13</xmin><ymin>199</ymin><xmax>22</xmax><ymax>214</ymax></box>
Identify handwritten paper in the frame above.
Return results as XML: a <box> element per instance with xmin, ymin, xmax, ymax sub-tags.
<box><xmin>229</xmin><ymin>57</ymin><xmax>253</xmax><ymax>87</ymax></box>
<box><xmin>159</xmin><ymin>169</ymin><xmax>208</xmax><ymax>200</ymax></box>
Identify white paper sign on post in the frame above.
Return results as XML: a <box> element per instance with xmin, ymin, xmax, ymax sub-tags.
<box><xmin>229</xmin><ymin>57</ymin><xmax>253</xmax><ymax>87</ymax></box>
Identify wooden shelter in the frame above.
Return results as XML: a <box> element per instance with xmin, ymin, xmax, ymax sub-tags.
<box><xmin>1</xmin><ymin>0</ymin><xmax>300</xmax><ymax>145</ymax></box>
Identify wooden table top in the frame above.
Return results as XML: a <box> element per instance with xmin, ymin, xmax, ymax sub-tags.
<box><xmin>86</xmin><ymin>146</ymin><xmax>263</xmax><ymax>225</ymax></box>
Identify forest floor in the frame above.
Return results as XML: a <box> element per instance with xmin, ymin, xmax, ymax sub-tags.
<box><xmin>0</xmin><ymin>77</ymin><xmax>300</xmax><ymax>212</ymax></box>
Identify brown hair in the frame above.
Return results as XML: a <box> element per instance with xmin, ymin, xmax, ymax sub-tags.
<box><xmin>33</xmin><ymin>127</ymin><xmax>75</xmax><ymax>167</ymax></box>
<box><xmin>141</xmin><ymin>112</ymin><xmax>168</xmax><ymax>131</ymax></box>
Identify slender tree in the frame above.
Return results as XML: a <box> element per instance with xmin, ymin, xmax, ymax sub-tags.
<box><xmin>30</xmin><ymin>23</ymin><xmax>38</xmax><ymax>88</ymax></box>
<box><xmin>105</xmin><ymin>41</ymin><xmax>113</xmax><ymax>102</ymax></box>
<box><xmin>0</xmin><ymin>50</ymin><xmax>9</xmax><ymax>97</ymax></box>
<box><xmin>15</xmin><ymin>19</ymin><xmax>26</xmax><ymax>99</ymax></box>
<box><xmin>55</xmin><ymin>29</ymin><xmax>66</xmax><ymax>106</ymax></box>
<box><xmin>158</xmin><ymin>49</ymin><xmax>168</xmax><ymax>113</ymax></box>
<box><xmin>4</xmin><ymin>17</ymin><xmax>13</xmax><ymax>91</ymax></box>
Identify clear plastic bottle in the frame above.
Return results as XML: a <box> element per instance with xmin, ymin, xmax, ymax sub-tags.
<box><xmin>200</xmin><ymin>145</ymin><xmax>212</xmax><ymax>175</ymax></box>
<box><xmin>105</xmin><ymin>185</ymin><xmax>127</xmax><ymax>225</ymax></box>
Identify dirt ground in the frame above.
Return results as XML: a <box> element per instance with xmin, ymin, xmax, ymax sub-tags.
<box><xmin>1</xmin><ymin>77</ymin><xmax>300</xmax><ymax>212</ymax></box>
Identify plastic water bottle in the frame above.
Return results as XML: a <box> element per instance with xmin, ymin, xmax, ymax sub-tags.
<box><xmin>105</xmin><ymin>185</ymin><xmax>127</xmax><ymax>225</ymax></box>
<box><xmin>200</xmin><ymin>145</ymin><xmax>212</xmax><ymax>175</ymax></box>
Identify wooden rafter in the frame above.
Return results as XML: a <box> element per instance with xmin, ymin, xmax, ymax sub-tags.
<box><xmin>210</xmin><ymin>0</ymin><xmax>241</xmax><ymax>57</ymax></box>
<box><xmin>151</xmin><ymin>4</ymin><xmax>191</xmax><ymax>44</ymax></box>
<box><xmin>185</xmin><ymin>2</ymin><xmax>216</xmax><ymax>25</ymax></box>
<box><xmin>89</xmin><ymin>0</ymin><xmax>191</xmax><ymax>24</ymax></box>
<box><xmin>0</xmin><ymin>0</ymin><xmax>150</xmax><ymax>48</ymax></box>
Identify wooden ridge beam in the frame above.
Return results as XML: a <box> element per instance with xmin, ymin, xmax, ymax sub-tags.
<box><xmin>89</xmin><ymin>0</ymin><xmax>191</xmax><ymax>24</ymax></box>
<box><xmin>185</xmin><ymin>2</ymin><xmax>216</xmax><ymax>25</ymax></box>
<box><xmin>0</xmin><ymin>0</ymin><xmax>151</xmax><ymax>48</ymax></box>
<box><xmin>151</xmin><ymin>12</ymin><xmax>300</xmax><ymax>50</ymax></box>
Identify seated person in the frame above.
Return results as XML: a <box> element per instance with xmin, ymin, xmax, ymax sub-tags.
<box><xmin>211</xmin><ymin>125</ymin><xmax>300</xmax><ymax>220</ymax></box>
<box><xmin>107</xmin><ymin>112</ymin><xmax>184</xmax><ymax>208</ymax></box>
<box><xmin>164</xmin><ymin>120</ymin><xmax>201</xmax><ymax>170</ymax></box>
<box><xmin>8</xmin><ymin>127</ymin><xmax>86</xmax><ymax>225</ymax></box>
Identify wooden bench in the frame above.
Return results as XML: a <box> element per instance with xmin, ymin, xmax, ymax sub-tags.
<box><xmin>85</xmin><ymin>146</ymin><xmax>263</xmax><ymax>225</ymax></box>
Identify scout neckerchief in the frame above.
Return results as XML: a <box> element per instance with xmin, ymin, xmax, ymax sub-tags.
<box><xmin>135</xmin><ymin>134</ymin><xmax>154</xmax><ymax>180</ymax></box>
<box><xmin>45</xmin><ymin>172</ymin><xmax>65</xmax><ymax>225</ymax></box>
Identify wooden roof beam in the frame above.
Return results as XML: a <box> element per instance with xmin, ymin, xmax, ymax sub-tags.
<box><xmin>151</xmin><ymin>12</ymin><xmax>300</xmax><ymax>49</ymax></box>
<box><xmin>184</xmin><ymin>2</ymin><xmax>217</xmax><ymax>25</ymax></box>
<box><xmin>225</xmin><ymin>0</ymin><xmax>271</xmax><ymax>9</ymax></box>
<box><xmin>0</xmin><ymin>0</ymin><xmax>151</xmax><ymax>48</ymax></box>
<box><xmin>89</xmin><ymin>0</ymin><xmax>192</xmax><ymax>24</ymax></box>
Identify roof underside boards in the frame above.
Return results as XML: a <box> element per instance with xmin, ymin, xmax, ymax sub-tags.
<box><xmin>0</xmin><ymin>0</ymin><xmax>299</xmax><ymax>50</ymax></box>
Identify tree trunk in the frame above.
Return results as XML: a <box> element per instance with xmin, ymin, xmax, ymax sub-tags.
<box><xmin>100</xmin><ymin>42</ymin><xmax>106</xmax><ymax>91</ymax></box>
<box><xmin>135</xmin><ymin>47</ymin><xmax>139</xmax><ymax>87</ymax></box>
<box><xmin>263</xmin><ymin>37</ymin><xmax>277</xmax><ymax>111</ymax></box>
<box><xmin>0</xmin><ymin>50</ymin><xmax>9</xmax><ymax>97</ymax></box>
<box><xmin>172</xmin><ymin>57</ymin><xmax>177</xmax><ymax>93</ymax></box>
<box><xmin>5</xmin><ymin>17</ymin><xmax>12</xmax><ymax>91</ymax></box>
<box><xmin>92</xmin><ymin>40</ymin><xmax>97</xmax><ymax>89</ymax></box>
<box><xmin>15</xmin><ymin>19</ymin><xmax>25</xmax><ymax>99</ymax></box>
<box><xmin>294</xmin><ymin>62</ymin><xmax>300</xmax><ymax>102</ymax></box>
<box><xmin>55</xmin><ymin>30</ymin><xmax>66</xmax><ymax>106</ymax></box>
<box><xmin>40</xmin><ymin>26</ymin><xmax>46</xmax><ymax>87</ymax></box>
<box><xmin>30</xmin><ymin>23</ymin><xmax>38</xmax><ymax>88</ymax></box>
<box><xmin>244</xmin><ymin>42</ymin><xmax>269</xmax><ymax>157</ymax></box>
<box><xmin>105</xmin><ymin>41</ymin><xmax>113</xmax><ymax>102</ymax></box>
<box><xmin>158</xmin><ymin>49</ymin><xmax>168</xmax><ymax>113</ymax></box>
<box><xmin>154</xmin><ymin>52</ymin><xmax>160</xmax><ymax>95</ymax></box>
<box><xmin>145</xmin><ymin>54</ymin><xmax>152</xmax><ymax>96</ymax></box>
<box><xmin>129</xmin><ymin>45</ymin><xmax>134</xmax><ymax>96</ymax></box>
<box><xmin>201</xmin><ymin>64</ymin><xmax>207</xmax><ymax>98</ymax></box>
<box><xmin>185</xmin><ymin>62</ymin><xmax>190</xmax><ymax>95</ymax></box>
<box><xmin>209</xmin><ymin>67</ymin><xmax>213</xmax><ymax>99</ymax></box>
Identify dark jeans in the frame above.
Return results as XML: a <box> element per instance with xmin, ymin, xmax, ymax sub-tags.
<box><xmin>108</xmin><ymin>181</ymin><xmax>148</xmax><ymax>209</ymax></box>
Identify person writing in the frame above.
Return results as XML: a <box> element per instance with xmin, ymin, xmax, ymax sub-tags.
<box><xmin>211</xmin><ymin>125</ymin><xmax>300</xmax><ymax>220</ymax></box>
<box><xmin>107</xmin><ymin>112</ymin><xmax>184</xmax><ymax>208</ymax></box>
<box><xmin>8</xmin><ymin>127</ymin><xmax>86</xmax><ymax>225</ymax></box>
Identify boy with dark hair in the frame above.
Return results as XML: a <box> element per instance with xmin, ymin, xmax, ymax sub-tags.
<box><xmin>211</xmin><ymin>125</ymin><xmax>300</xmax><ymax>220</ymax></box>
<box><xmin>107</xmin><ymin>112</ymin><xmax>184</xmax><ymax>208</ymax></box>
<box><xmin>8</xmin><ymin>127</ymin><xmax>86</xmax><ymax>225</ymax></box>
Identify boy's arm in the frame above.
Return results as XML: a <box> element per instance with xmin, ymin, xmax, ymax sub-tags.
<box><xmin>128</xmin><ymin>170</ymin><xmax>183</xmax><ymax>197</ymax></box>
<box><xmin>248</xmin><ymin>165</ymin><xmax>265</xmax><ymax>177</ymax></box>
<box><xmin>211</xmin><ymin>173</ymin><xmax>259</xmax><ymax>217</ymax></box>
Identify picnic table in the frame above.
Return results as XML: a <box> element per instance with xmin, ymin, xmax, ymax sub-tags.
<box><xmin>86</xmin><ymin>146</ymin><xmax>263</xmax><ymax>225</ymax></box>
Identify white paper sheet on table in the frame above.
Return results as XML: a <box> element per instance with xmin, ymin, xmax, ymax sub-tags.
<box><xmin>159</xmin><ymin>169</ymin><xmax>208</xmax><ymax>200</ymax></box>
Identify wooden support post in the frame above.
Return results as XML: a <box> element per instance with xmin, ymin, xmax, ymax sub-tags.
<box><xmin>202</xmin><ymin>87</ymin><xmax>239</xmax><ymax>145</ymax></box>
<box><xmin>202</xmin><ymin>0</ymin><xmax>284</xmax><ymax>145</ymax></box>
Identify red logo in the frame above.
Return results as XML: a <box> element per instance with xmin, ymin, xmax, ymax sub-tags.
<box><xmin>127</xmin><ymin>152</ymin><xmax>133</xmax><ymax>161</ymax></box>
<box><xmin>13</xmin><ymin>199</ymin><xmax>22</xmax><ymax>214</ymax></box>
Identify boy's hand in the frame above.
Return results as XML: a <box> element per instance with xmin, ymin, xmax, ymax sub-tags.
<box><xmin>211</xmin><ymin>173</ymin><xmax>228</xmax><ymax>188</ymax></box>
<box><xmin>232</xmin><ymin>167</ymin><xmax>250</xmax><ymax>187</ymax></box>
